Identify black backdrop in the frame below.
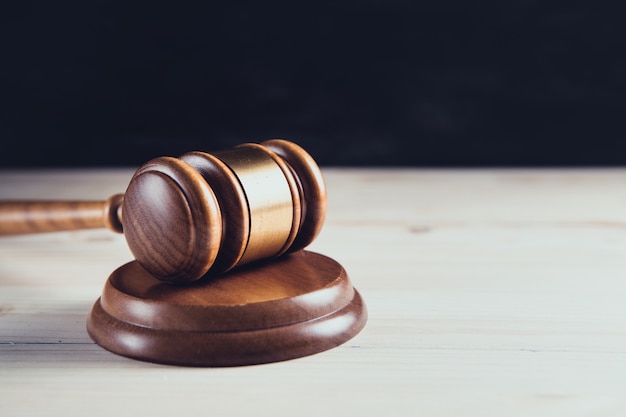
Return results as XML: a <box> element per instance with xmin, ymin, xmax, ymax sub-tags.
<box><xmin>1</xmin><ymin>1</ymin><xmax>625</xmax><ymax>167</ymax></box>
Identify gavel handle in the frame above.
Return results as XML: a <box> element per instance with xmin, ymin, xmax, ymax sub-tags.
<box><xmin>0</xmin><ymin>194</ymin><xmax>124</xmax><ymax>235</ymax></box>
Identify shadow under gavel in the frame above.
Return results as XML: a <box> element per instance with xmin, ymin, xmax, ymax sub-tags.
<box><xmin>0</xmin><ymin>139</ymin><xmax>326</xmax><ymax>284</ymax></box>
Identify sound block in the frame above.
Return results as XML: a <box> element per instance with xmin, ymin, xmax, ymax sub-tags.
<box><xmin>86</xmin><ymin>251</ymin><xmax>367</xmax><ymax>366</ymax></box>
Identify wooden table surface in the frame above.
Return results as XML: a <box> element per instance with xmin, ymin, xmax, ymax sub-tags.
<box><xmin>1</xmin><ymin>168</ymin><xmax>626</xmax><ymax>416</ymax></box>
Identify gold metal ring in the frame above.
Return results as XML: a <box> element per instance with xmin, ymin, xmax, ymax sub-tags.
<box><xmin>213</xmin><ymin>145</ymin><xmax>294</xmax><ymax>265</ymax></box>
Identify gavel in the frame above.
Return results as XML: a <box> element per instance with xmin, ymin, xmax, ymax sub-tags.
<box><xmin>0</xmin><ymin>139</ymin><xmax>326</xmax><ymax>284</ymax></box>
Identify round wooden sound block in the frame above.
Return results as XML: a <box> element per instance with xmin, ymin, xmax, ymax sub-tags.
<box><xmin>86</xmin><ymin>251</ymin><xmax>367</xmax><ymax>366</ymax></box>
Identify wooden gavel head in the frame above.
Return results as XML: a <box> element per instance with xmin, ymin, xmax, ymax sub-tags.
<box><xmin>117</xmin><ymin>139</ymin><xmax>326</xmax><ymax>284</ymax></box>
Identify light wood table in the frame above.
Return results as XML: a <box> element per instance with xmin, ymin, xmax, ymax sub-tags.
<box><xmin>1</xmin><ymin>168</ymin><xmax>626</xmax><ymax>416</ymax></box>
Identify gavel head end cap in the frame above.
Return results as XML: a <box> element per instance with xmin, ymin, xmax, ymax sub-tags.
<box><xmin>122</xmin><ymin>157</ymin><xmax>222</xmax><ymax>284</ymax></box>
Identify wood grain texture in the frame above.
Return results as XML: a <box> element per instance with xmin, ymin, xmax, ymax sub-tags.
<box><xmin>0</xmin><ymin>194</ymin><xmax>123</xmax><ymax>235</ymax></box>
<box><xmin>122</xmin><ymin>156</ymin><xmax>223</xmax><ymax>283</ymax></box>
<box><xmin>87</xmin><ymin>251</ymin><xmax>366</xmax><ymax>366</ymax></box>
<box><xmin>1</xmin><ymin>169</ymin><xmax>626</xmax><ymax>416</ymax></box>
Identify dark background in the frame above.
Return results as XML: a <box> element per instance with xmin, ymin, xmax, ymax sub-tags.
<box><xmin>1</xmin><ymin>1</ymin><xmax>625</xmax><ymax>167</ymax></box>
